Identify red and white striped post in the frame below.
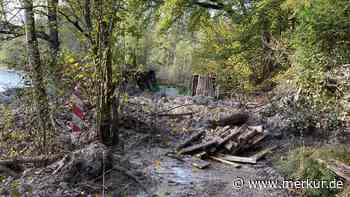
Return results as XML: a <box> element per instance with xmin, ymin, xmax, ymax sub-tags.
<box><xmin>69</xmin><ymin>84</ymin><xmax>86</xmax><ymax>136</ymax></box>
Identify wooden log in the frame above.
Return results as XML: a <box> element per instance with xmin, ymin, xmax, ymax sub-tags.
<box><xmin>176</xmin><ymin>130</ymin><xmax>205</xmax><ymax>151</ymax></box>
<box><xmin>210</xmin><ymin>112</ymin><xmax>249</xmax><ymax>128</ymax></box>
<box><xmin>209</xmin><ymin>156</ymin><xmax>241</xmax><ymax>168</ymax></box>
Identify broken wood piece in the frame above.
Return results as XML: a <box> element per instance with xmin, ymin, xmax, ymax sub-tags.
<box><xmin>248</xmin><ymin>125</ymin><xmax>264</xmax><ymax>133</ymax></box>
<box><xmin>250</xmin><ymin>133</ymin><xmax>267</xmax><ymax>146</ymax></box>
<box><xmin>215</xmin><ymin>154</ymin><xmax>257</xmax><ymax>164</ymax></box>
<box><xmin>209</xmin><ymin>156</ymin><xmax>241</xmax><ymax>168</ymax></box>
<box><xmin>195</xmin><ymin>152</ymin><xmax>208</xmax><ymax>159</ymax></box>
<box><xmin>179</xmin><ymin>139</ymin><xmax>218</xmax><ymax>155</ymax></box>
<box><xmin>224</xmin><ymin>140</ymin><xmax>238</xmax><ymax>151</ymax></box>
<box><xmin>209</xmin><ymin>127</ymin><xmax>243</xmax><ymax>153</ymax></box>
<box><xmin>237</xmin><ymin>128</ymin><xmax>258</xmax><ymax>143</ymax></box>
<box><xmin>176</xmin><ymin>130</ymin><xmax>205</xmax><ymax>151</ymax></box>
<box><xmin>317</xmin><ymin>159</ymin><xmax>350</xmax><ymax>182</ymax></box>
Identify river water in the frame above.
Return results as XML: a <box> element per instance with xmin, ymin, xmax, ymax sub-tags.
<box><xmin>0</xmin><ymin>69</ymin><xmax>24</xmax><ymax>92</ymax></box>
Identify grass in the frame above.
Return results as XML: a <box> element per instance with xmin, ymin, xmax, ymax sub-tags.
<box><xmin>274</xmin><ymin>145</ymin><xmax>350</xmax><ymax>197</ymax></box>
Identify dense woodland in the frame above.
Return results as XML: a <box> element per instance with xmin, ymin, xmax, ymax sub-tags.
<box><xmin>0</xmin><ymin>0</ymin><xmax>350</xmax><ymax>196</ymax></box>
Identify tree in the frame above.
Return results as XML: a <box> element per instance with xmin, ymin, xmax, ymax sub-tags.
<box><xmin>22</xmin><ymin>0</ymin><xmax>52</xmax><ymax>153</ymax></box>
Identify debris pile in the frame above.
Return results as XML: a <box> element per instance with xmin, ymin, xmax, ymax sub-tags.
<box><xmin>122</xmin><ymin>94</ymin><xmax>274</xmax><ymax>169</ymax></box>
<box><xmin>175</xmin><ymin>123</ymin><xmax>274</xmax><ymax>168</ymax></box>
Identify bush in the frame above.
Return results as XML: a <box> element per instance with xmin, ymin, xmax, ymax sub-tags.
<box><xmin>275</xmin><ymin>147</ymin><xmax>344</xmax><ymax>197</ymax></box>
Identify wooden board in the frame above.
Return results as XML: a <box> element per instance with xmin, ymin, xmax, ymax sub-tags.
<box><xmin>209</xmin><ymin>156</ymin><xmax>241</xmax><ymax>168</ymax></box>
<box><xmin>215</xmin><ymin>154</ymin><xmax>257</xmax><ymax>164</ymax></box>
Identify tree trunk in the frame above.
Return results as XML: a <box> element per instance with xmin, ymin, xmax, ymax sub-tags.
<box><xmin>47</xmin><ymin>0</ymin><xmax>60</xmax><ymax>96</ymax></box>
<box><xmin>95</xmin><ymin>0</ymin><xmax>118</xmax><ymax>146</ymax></box>
<box><xmin>23</xmin><ymin>0</ymin><xmax>51</xmax><ymax>153</ymax></box>
<box><xmin>195</xmin><ymin>75</ymin><xmax>215</xmax><ymax>97</ymax></box>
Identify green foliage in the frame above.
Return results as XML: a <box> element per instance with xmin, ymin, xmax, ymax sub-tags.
<box><xmin>0</xmin><ymin>38</ymin><xmax>26</xmax><ymax>69</ymax></box>
<box><xmin>293</xmin><ymin>0</ymin><xmax>350</xmax><ymax>110</ymax></box>
<box><xmin>275</xmin><ymin>147</ymin><xmax>344</xmax><ymax>197</ymax></box>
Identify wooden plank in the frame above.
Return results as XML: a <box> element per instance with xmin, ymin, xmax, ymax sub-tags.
<box><xmin>224</xmin><ymin>140</ymin><xmax>238</xmax><ymax>151</ymax></box>
<box><xmin>179</xmin><ymin>139</ymin><xmax>218</xmax><ymax>155</ymax></box>
<box><xmin>250</xmin><ymin>133</ymin><xmax>267</xmax><ymax>146</ymax></box>
<box><xmin>176</xmin><ymin>130</ymin><xmax>205</xmax><ymax>151</ymax></box>
<box><xmin>195</xmin><ymin>152</ymin><xmax>208</xmax><ymax>159</ymax></box>
<box><xmin>215</xmin><ymin>154</ymin><xmax>257</xmax><ymax>164</ymax></box>
<box><xmin>238</xmin><ymin>128</ymin><xmax>258</xmax><ymax>143</ymax></box>
<box><xmin>209</xmin><ymin>127</ymin><xmax>243</xmax><ymax>153</ymax></box>
<box><xmin>248</xmin><ymin>125</ymin><xmax>264</xmax><ymax>133</ymax></box>
<box><xmin>209</xmin><ymin>156</ymin><xmax>241</xmax><ymax>168</ymax></box>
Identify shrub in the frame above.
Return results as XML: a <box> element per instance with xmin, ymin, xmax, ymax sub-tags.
<box><xmin>275</xmin><ymin>147</ymin><xmax>344</xmax><ymax>197</ymax></box>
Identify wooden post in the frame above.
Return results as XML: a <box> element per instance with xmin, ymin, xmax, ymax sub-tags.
<box><xmin>191</xmin><ymin>75</ymin><xmax>199</xmax><ymax>96</ymax></box>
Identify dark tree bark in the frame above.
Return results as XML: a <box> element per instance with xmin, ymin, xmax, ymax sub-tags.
<box><xmin>23</xmin><ymin>0</ymin><xmax>51</xmax><ymax>153</ymax></box>
<box><xmin>95</xmin><ymin>0</ymin><xmax>119</xmax><ymax>146</ymax></box>
<box><xmin>47</xmin><ymin>0</ymin><xmax>60</xmax><ymax>81</ymax></box>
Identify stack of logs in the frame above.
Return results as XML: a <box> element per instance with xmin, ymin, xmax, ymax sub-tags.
<box><xmin>175</xmin><ymin>123</ymin><xmax>275</xmax><ymax>169</ymax></box>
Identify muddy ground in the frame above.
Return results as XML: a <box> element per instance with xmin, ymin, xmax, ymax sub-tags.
<box><xmin>115</xmin><ymin>128</ymin><xmax>296</xmax><ymax>197</ymax></box>
<box><xmin>0</xmin><ymin>92</ymin><xmax>317</xmax><ymax>197</ymax></box>
<box><xmin>104</xmin><ymin>93</ymin><xmax>300</xmax><ymax>197</ymax></box>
